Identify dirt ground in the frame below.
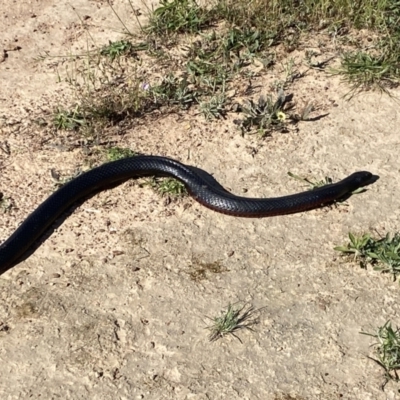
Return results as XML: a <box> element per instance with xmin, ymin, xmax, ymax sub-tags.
<box><xmin>1</xmin><ymin>1</ymin><xmax>400</xmax><ymax>399</ymax></box>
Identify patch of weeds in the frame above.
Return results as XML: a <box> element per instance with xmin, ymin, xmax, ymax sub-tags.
<box><xmin>361</xmin><ymin>320</ymin><xmax>400</xmax><ymax>388</ymax></box>
<box><xmin>186</xmin><ymin>56</ymin><xmax>226</xmax><ymax>81</ymax></box>
<box><xmin>213</xmin><ymin>0</ymin><xmax>400</xmax><ymax>92</ymax></box>
<box><xmin>53</xmin><ymin>107</ymin><xmax>86</xmax><ymax>131</ymax></box>
<box><xmin>199</xmin><ymin>93</ymin><xmax>227</xmax><ymax>119</ymax></box>
<box><xmin>54</xmin><ymin>0</ymin><xmax>400</xmax><ymax>142</ymax></box>
<box><xmin>57</xmin><ymin>42</ymin><xmax>150</xmax><ymax>143</ymax></box>
<box><xmin>209</xmin><ymin>0</ymin><xmax>275</xmax><ymax>37</ymax></box>
<box><xmin>222</xmin><ymin>27</ymin><xmax>273</xmax><ymax>61</ymax></box>
<box><xmin>206</xmin><ymin>302</ymin><xmax>260</xmax><ymax>342</ymax></box>
<box><xmin>145</xmin><ymin>177</ymin><xmax>187</xmax><ymax>198</ymax></box>
<box><xmin>184</xmin><ymin>33</ymin><xmax>233</xmax><ymax>90</ymax></box>
<box><xmin>59</xmin><ymin>47</ymin><xmax>156</xmax><ymax>136</ymax></box>
<box><xmin>183</xmin><ymin>30</ymin><xmax>256</xmax><ymax>97</ymax></box>
<box><xmin>100</xmin><ymin>40</ymin><xmax>136</xmax><ymax>61</ymax></box>
<box><xmin>235</xmin><ymin>91</ymin><xmax>288</xmax><ymax>136</ymax></box>
<box><xmin>189</xmin><ymin>260</ymin><xmax>227</xmax><ymax>281</ymax></box>
<box><xmin>78</xmin><ymin>71</ymin><xmax>146</xmax><ymax>128</ymax></box>
<box><xmin>150</xmin><ymin>75</ymin><xmax>197</xmax><ymax>109</ymax></box>
<box><xmin>146</xmin><ymin>0</ymin><xmax>211</xmax><ymax>36</ymax></box>
<box><xmin>106</xmin><ymin>147</ymin><xmax>136</xmax><ymax>161</ymax></box>
<box><xmin>186</xmin><ymin>59</ymin><xmax>230</xmax><ymax>94</ymax></box>
<box><xmin>332</xmin><ymin>51</ymin><xmax>399</xmax><ymax>97</ymax></box>
<box><xmin>335</xmin><ymin>232</ymin><xmax>400</xmax><ymax>280</ymax></box>
<box><xmin>184</xmin><ymin>28</ymin><xmax>270</xmax><ymax>94</ymax></box>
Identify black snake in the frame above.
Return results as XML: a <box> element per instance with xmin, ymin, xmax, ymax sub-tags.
<box><xmin>0</xmin><ymin>155</ymin><xmax>372</xmax><ymax>274</ymax></box>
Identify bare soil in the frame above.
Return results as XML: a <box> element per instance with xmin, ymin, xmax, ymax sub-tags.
<box><xmin>1</xmin><ymin>1</ymin><xmax>400</xmax><ymax>399</ymax></box>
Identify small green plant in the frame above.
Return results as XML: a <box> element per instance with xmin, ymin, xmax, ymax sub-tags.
<box><xmin>150</xmin><ymin>75</ymin><xmax>197</xmax><ymax>109</ymax></box>
<box><xmin>106</xmin><ymin>147</ymin><xmax>136</xmax><ymax>161</ymax></box>
<box><xmin>222</xmin><ymin>27</ymin><xmax>272</xmax><ymax>60</ymax></box>
<box><xmin>335</xmin><ymin>232</ymin><xmax>372</xmax><ymax>261</ymax></box>
<box><xmin>53</xmin><ymin>107</ymin><xmax>86</xmax><ymax>130</ymax></box>
<box><xmin>186</xmin><ymin>58</ymin><xmax>230</xmax><ymax>94</ymax></box>
<box><xmin>147</xmin><ymin>0</ymin><xmax>210</xmax><ymax>36</ymax></box>
<box><xmin>199</xmin><ymin>93</ymin><xmax>227</xmax><ymax>119</ymax></box>
<box><xmin>145</xmin><ymin>177</ymin><xmax>187</xmax><ymax>197</ymax></box>
<box><xmin>236</xmin><ymin>91</ymin><xmax>287</xmax><ymax>136</ymax></box>
<box><xmin>206</xmin><ymin>303</ymin><xmax>260</xmax><ymax>342</ymax></box>
<box><xmin>58</xmin><ymin>52</ymin><xmax>150</xmax><ymax>136</ymax></box>
<box><xmin>361</xmin><ymin>320</ymin><xmax>400</xmax><ymax>387</ymax></box>
<box><xmin>335</xmin><ymin>232</ymin><xmax>400</xmax><ymax>280</ymax></box>
<box><xmin>100</xmin><ymin>40</ymin><xmax>135</xmax><ymax>61</ymax></box>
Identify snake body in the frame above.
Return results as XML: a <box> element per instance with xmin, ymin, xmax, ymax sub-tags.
<box><xmin>0</xmin><ymin>155</ymin><xmax>372</xmax><ymax>274</ymax></box>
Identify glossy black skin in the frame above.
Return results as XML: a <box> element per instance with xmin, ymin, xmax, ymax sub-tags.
<box><xmin>0</xmin><ymin>155</ymin><xmax>372</xmax><ymax>273</ymax></box>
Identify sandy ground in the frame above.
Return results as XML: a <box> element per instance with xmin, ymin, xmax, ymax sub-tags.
<box><xmin>1</xmin><ymin>1</ymin><xmax>400</xmax><ymax>399</ymax></box>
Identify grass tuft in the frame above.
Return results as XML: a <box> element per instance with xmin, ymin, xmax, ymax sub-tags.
<box><xmin>106</xmin><ymin>147</ymin><xmax>136</xmax><ymax>161</ymax></box>
<box><xmin>332</xmin><ymin>51</ymin><xmax>400</xmax><ymax>96</ymax></box>
<box><xmin>145</xmin><ymin>177</ymin><xmax>187</xmax><ymax>198</ymax></box>
<box><xmin>206</xmin><ymin>302</ymin><xmax>260</xmax><ymax>342</ymax></box>
<box><xmin>53</xmin><ymin>107</ymin><xmax>86</xmax><ymax>131</ymax></box>
<box><xmin>361</xmin><ymin>320</ymin><xmax>400</xmax><ymax>387</ymax></box>
<box><xmin>335</xmin><ymin>232</ymin><xmax>400</xmax><ymax>280</ymax></box>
